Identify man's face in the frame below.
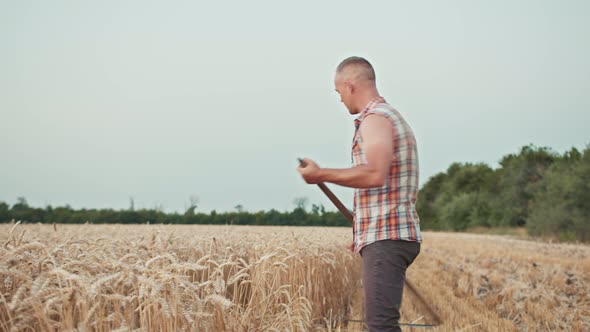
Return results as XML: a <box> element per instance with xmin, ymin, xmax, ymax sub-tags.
<box><xmin>334</xmin><ymin>74</ymin><xmax>355</xmax><ymax>114</ymax></box>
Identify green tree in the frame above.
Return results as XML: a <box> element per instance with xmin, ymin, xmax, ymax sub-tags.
<box><xmin>416</xmin><ymin>172</ymin><xmax>447</xmax><ymax>230</ymax></box>
<box><xmin>527</xmin><ymin>146</ymin><xmax>590</xmax><ymax>242</ymax></box>
<box><xmin>184</xmin><ymin>195</ymin><xmax>199</xmax><ymax>216</ymax></box>
<box><xmin>488</xmin><ymin>145</ymin><xmax>556</xmax><ymax>227</ymax></box>
<box><xmin>439</xmin><ymin>192</ymin><xmax>477</xmax><ymax>231</ymax></box>
<box><xmin>0</xmin><ymin>202</ymin><xmax>10</xmax><ymax>222</ymax></box>
<box><xmin>418</xmin><ymin>162</ymin><xmax>494</xmax><ymax>230</ymax></box>
<box><xmin>11</xmin><ymin>197</ymin><xmax>32</xmax><ymax>222</ymax></box>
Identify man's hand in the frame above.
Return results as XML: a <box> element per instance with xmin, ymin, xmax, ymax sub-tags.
<box><xmin>347</xmin><ymin>241</ymin><xmax>355</xmax><ymax>253</ymax></box>
<box><xmin>297</xmin><ymin>158</ymin><xmax>322</xmax><ymax>184</ymax></box>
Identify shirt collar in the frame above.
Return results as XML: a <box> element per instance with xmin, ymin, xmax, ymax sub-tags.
<box><xmin>354</xmin><ymin>97</ymin><xmax>385</xmax><ymax>129</ymax></box>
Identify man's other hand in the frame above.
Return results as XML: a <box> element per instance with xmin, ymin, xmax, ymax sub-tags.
<box><xmin>347</xmin><ymin>241</ymin><xmax>355</xmax><ymax>253</ymax></box>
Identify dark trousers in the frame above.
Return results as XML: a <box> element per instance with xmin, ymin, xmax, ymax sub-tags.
<box><xmin>361</xmin><ymin>240</ymin><xmax>421</xmax><ymax>332</ymax></box>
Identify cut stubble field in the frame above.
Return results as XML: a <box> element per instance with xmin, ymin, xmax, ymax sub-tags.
<box><xmin>0</xmin><ymin>224</ymin><xmax>588</xmax><ymax>331</ymax></box>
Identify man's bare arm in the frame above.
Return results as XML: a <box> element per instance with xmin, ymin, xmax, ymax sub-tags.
<box><xmin>298</xmin><ymin>114</ymin><xmax>393</xmax><ymax>188</ymax></box>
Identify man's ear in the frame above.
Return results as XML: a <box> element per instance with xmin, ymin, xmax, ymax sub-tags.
<box><xmin>345</xmin><ymin>81</ymin><xmax>354</xmax><ymax>94</ymax></box>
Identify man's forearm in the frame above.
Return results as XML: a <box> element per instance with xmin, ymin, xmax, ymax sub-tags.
<box><xmin>317</xmin><ymin>165</ymin><xmax>385</xmax><ymax>188</ymax></box>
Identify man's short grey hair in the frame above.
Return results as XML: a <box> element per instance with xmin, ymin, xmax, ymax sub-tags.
<box><xmin>336</xmin><ymin>56</ymin><xmax>376</xmax><ymax>82</ymax></box>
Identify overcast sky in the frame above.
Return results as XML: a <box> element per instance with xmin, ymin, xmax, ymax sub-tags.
<box><xmin>1</xmin><ymin>1</ymin><xmax>589</xmax><ymax>213</ymax></box>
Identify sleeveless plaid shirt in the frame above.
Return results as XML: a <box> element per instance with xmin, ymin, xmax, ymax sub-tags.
<box><xmin>352</xmin><ymin>98</ymin><xmax>422</xmax><ymax>253</ymax></box>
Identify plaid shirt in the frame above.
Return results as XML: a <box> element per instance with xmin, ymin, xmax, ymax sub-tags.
<box><xmin>352</xmin><ymin>98</ymin><xmax>422</xmax><ymax>253</ymax></box>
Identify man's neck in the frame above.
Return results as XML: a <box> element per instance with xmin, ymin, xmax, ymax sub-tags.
<box><xmin>354</xmin><ymin>90</ymin><xmax>382</xmax><ymax>114</ymax></box>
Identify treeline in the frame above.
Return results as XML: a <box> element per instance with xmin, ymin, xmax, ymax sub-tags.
<box><xmin>1</xmin><ymin>144</ymin><xmax>588</xmax><ymax>242</ymax></box>
<box><xmin>417</xmin><ymin>144</ymin><xmax>590</xmax><ymax>242</ymax></box>
<box><xmin>0</xmin><ymin>199</ymin><xmax>350</xmax><ymax>227</ymax></box>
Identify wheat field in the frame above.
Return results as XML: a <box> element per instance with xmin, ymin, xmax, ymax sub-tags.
<box><xmin>0</xmin><ymin>223</ymin><xmax>588</xmax><ymax>331</ymax></box>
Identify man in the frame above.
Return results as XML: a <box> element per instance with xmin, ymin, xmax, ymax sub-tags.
<box><xmin>297</xmin><ymin>56</ymin><xmax>422</xmax><ymax>332</ymax></box>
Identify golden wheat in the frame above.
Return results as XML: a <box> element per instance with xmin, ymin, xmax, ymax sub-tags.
<box><xmin>0</xmin><ymin>223</ymin><xmax>588</xmax><ymax>331</ymax></box>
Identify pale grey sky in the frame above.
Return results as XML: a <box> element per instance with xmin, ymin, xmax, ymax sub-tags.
<box><xmin>1</xmin><ymin>1</ymin><xmax>589</xmax><ymax>213</ymax></box>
